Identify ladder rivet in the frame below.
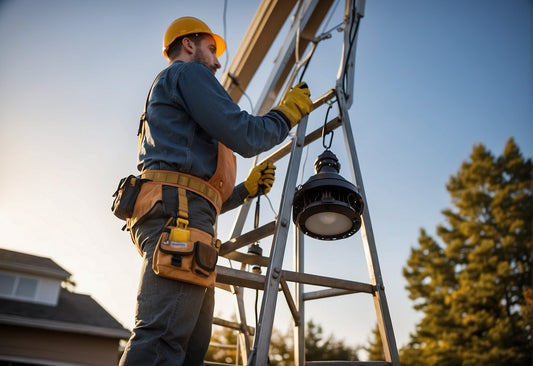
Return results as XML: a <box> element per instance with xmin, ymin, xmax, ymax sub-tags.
<box><xmin>281</xmin><ymin>219</ymin><xmax>288</xmax><ymax>227</ymax></box>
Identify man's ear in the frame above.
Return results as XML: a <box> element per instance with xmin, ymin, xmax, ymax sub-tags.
<box><xmin>182</xmin><ymin>37</ymin><xmax>195</xmax><ymax>55</ymax></box>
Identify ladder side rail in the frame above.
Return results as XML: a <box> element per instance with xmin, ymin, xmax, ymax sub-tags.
<box><xmin>248</xmin><ymin>116</ymin><xmax>309</xmax><ymax>366</ymax></box>
<box><xmin>335</xmin><ymin>1</ymin><xmax>400</xmax><ymax>363</ymax></box>
<box><xmin>233</xmin><ymin>285</ymin><xmax>253</xmax><ymax>363</ymax></box>
<box><xmin>338</xmin><ymin>108</ymin><xmax>400</xmax><ymax>365</ymax></box>
<box><xmin>294</xmin><ymin>229</ymin><xmax>305</xmax><ymax>366</ymax></box>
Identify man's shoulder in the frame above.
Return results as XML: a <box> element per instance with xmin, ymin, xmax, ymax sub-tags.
<box><xmin>168</xmin><ymin>61</ymin><xmax>211</xmax><ymax>75</ymax></box>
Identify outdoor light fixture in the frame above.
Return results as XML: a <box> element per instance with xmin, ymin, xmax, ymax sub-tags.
<box><xmin>292</xmin><ymin>149</ymin><xmax>364</xmax><ymax>240</ymax></box>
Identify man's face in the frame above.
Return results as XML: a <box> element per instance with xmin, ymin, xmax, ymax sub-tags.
<box><xmin>192</xmin><ymin>35</ymin><xmax>221</xmax><ymax>75</ymax></box>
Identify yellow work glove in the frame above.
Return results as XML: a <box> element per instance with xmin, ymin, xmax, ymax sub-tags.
<box><xmin>244</xmin><ymin>162</ymin><xmax>276</xmax><ymax>198</ymax></box>
<box><xmin>272</xmin><ymin>82</ymin><xmax>313</xmax><ymax>129</ymax></box>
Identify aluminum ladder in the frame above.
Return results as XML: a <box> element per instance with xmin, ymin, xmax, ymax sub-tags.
<box><xmin>213</xmin><ymin>1</ymin><xmax>401</xmax><ymax>365</ymax></box>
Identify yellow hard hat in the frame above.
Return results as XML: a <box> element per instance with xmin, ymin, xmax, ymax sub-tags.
<box><xmin>163</xmin><ymin>16</ymin><xmax>226</xmax><ymax>59</ymax></box>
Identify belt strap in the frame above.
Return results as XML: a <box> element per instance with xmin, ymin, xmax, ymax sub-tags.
<box><xmin>176</xmin><ymin>188</ymin><xmax>189</xmax><ymax>229</ymax></box>
<box><xmin>141</xmin><ymin>170</ymin><xmax>222</xmax><ymax>213</ymax></box>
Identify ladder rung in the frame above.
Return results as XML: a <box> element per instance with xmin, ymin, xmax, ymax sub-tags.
<box><xmin>219</xmin><ymin>221</ymin><xmax>276</xmax><ymax>255</ymax></box>
<box><xmin>215</xmin><ymin>282</ymin><xmax>232</xmax><ymax>291</ymax></box>
<box><xmin>216</xmin><ymin>265</ymin><xmax>265</xmax><ymax>290</ymax></box>
<box><xmin>215</xmin><ymin>265</ymin><xmax>374</xmax><ymax>294</ymax></box>
<box><xmin>258</xmin><ymin>116</ymin><xmax>342</xmax><ymax>166</ymax></box>
<box><xmin>213</xmin><ymin>316</ymin><xmax>255</xmax><ymax>335</ymax></box>
<box><xmin>223</xmin><ymin>251</ymin><xmax>270</xmax><ymax>267</ymax></box>
<box><xmin>306</xmin><ymin>362</ymin><xmax>391</xmax><ymax>366</ymax></box>
<box><xmin>303</xmin><ymin>288</ymin><xmax>357</xmax><ymax>301</ymax></box>
<box><xmin>282</xmin><ymin>270</ymin><xmax>374</xmax><ymax>294</ymax></box>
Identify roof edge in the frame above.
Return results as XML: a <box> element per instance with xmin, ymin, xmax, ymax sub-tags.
<box><xmin>0</xmin><ymin>262</ymin><xmax>71</xmax><ymax>280</ymax></box>
<box><xmin>0</xmin><ymin>314</ymin><xmax>131</xmax><ymax>339</ymax></box>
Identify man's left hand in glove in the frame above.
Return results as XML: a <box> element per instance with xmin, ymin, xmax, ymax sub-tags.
<box><xmin>244</xmin><ymin>162</ymin><xmax>276</xmax><ymax>198</ymax></box>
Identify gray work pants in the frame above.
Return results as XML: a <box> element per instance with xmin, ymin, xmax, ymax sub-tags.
<box><xmin>119</xmin><ymin>202</ymin><xmax>214</xmax><ymax>366</ymax></box>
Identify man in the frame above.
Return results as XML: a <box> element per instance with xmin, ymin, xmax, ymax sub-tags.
<box><xmin>119</xmin><ymin>16</ymin><xmax>312</xmax><ymax>365</ymax></box>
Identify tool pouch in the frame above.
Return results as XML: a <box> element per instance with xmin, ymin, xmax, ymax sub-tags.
<box><xmin>111</xmin><ymin>175</ymin><xmax>144</xmax><ymax>220</ymax></box>
<box><xmin>152</xmin><ymin>227</ymin><xmax>218</xmax><ymax>288</ymax></box>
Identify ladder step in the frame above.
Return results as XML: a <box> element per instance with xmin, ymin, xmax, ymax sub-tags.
<box><xmin>219</xmin><ymin>221</ymin><xmax>276</xmax><ymax>255</ymax></box>
<box><xmin>258</xmin><ymin>114</ymin><xmax>341</xmax><ymax>166</ymax></box>
<box><xmin>215</xmin><ymin>266</ymin><xmax>374</xmax><ymax>294</ymax></box>
<box><xmin>303</xmin><ymin>288</ymin><xmax>357</xmax><ymax>301</ymax></box>
<box><xmin>216</xmin><ymin>265</ymin><xmax>265</xmax><ymax>290</ymax></box>
<box><xmin>223</xmin><ymin>250</ymin><xmax>270</xmax><ymax>267</ymax></box>
<box><xmin>213</xmin><ymin>316</ymin><xmax>255</xmax><ymax>335</ymax></box>
<box><xmin>282</xmin><ymin>270</ymin><xmax>374</xmax><ymax>294</ymax></box>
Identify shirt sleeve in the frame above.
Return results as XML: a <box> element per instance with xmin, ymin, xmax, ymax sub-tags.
<box><xmin>171</xmin><ymin>62</ymin><xmax>290</xmax><ymax>158</ymax></box>
<box><xmin>221</xmin><ymin>183</ymin><xmax>249</xmax><ymax>214</ymax></box>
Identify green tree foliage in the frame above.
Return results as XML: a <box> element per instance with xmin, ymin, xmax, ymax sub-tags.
<box><xmin>401</xmin><ymin>138</ymin><xmax>532</xmax><ymax>366</ymax></box>
<box><xmin>205</xmin><ymin>324</ymin><xmax>241</xmax><ymax>364</ymax></box>
<box><xmin>206</xmin><ymin>319</ymin><xmax>360</xmax><ymax>365</ymax></box>
<box><xmin>268</xmin><ymin>326</ymin><xmax>294</xmax><ymax>366</ymax></box>
<box><xmin>365</xmin><ymin>324</ymin><xmax>385</xmax><ymax>361</ymax></box>
<box><xmin>303</xmin><ymin>320</ymin><xmax>360</xmax><ymax>362</ymax></box>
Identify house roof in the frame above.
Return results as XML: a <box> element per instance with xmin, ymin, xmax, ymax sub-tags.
<box><xmin>0</xmin><ymin>248</ymin><xmax>130</xmax><ymax>339</ymax></box>
<box><xmin>0</xmin><ymin>248</ymin><xmax>71</xmax><ymax>280</ymax></box>
<box><xmin>0</xmin><ymin>287</ymin><xmax>131</xmax><ymax>339</ymax></box>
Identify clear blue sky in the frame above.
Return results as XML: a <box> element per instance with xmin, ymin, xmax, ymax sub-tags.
<box><xmin>1</xmin><ymin>0</ymin><xmax>531</xmax><ymax>357</ymax></box>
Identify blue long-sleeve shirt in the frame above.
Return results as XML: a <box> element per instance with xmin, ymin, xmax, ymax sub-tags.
<box><xmin>138</xmin><ymin>61</ymin><xmax>289</xmax><ymax>177</ymax></box>
<box><xmin>137</xmin><ymin>61</ymin><xmax>290</xmax><ymax>232</ymax></box>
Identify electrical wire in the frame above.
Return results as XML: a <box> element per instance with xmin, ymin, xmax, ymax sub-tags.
<box><xmin>297</xmin><ymin>53</ymin><xmax>314</xmax><ymax>84</ymax></box>
<box><xmin>319</xmin><ymin>0</ymin><xmax>339</xmax><ymax>35</ymax></box>
<box><xmin>233</xmin><ymin>81</ymin><xmax>255</xmax><ymax>111</ymax></box>
<box><xmin>222</xmin><ymin>0</ymin><xmax>229</xmax><ymax>72</ymax></box>
<box><xmin>221</xmin><ymin>0</ymin><xmax>256</xmax><ymax>112</ymax></box>
<box><xmin>322</xmin><ymin>21</ymin><xmax>344</xmax><ymax>37</ymax></box>
<box><xmin>263</xmin><ymin>193</ymin><xmax>278</xmax><ymax>217</ymax></box>
<box><xmin>321</xmin><ymin>102</ymin><xmax>334</xmax><ymax>150</ymax></box>
<box><xmin>342</xmin><ymin>4</ymin><xmax>361</xmax><ymax>100</ymax></box>
<box><xmin>228</xmin><ymin>72</ymin><xmax>255</xmax><ymax>111</ymax></box>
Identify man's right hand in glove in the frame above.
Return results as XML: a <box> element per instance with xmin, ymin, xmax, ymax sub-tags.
<box><xmin>272</xmin><ymin>82</ymin><xmax>313</xmax><ymax>129</ymax></box>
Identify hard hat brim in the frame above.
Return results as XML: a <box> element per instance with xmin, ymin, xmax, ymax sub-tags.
<box><xmin>162</xmin><ymin>32</ymin><xmax>226</xmax><ymax>59</ymax></box>
<box><xmin>211</xmin><ymin>33</ymin><xmax>226</xmax><ymax>58</ymax></box>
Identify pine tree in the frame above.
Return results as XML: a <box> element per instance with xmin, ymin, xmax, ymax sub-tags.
<box><xmin>205</xmin><ymin>325</ymin><xmax>240</xmax><ymax>364</ymax></box>
<box><xmin>401</xmin><ymin>138</ymin><xmax>532</xmax><ymax>366</ymax></box>
<box><xmin>304</xmin><ymin>320</ymin><xmax>360</xmax><ymax>361</ymax></box>
<box><xmin>365</xmin><ymin>324</ymin><xmax>385</xmax><ymax>361</ymax></box>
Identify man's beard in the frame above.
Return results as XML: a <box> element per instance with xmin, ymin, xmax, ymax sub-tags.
<box><xmin>193</xmin><ymin>49</ymin><xmax>209</xmax><ymax>67</ymax></box>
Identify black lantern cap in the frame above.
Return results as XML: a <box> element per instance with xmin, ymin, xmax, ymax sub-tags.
<box><xmin>292</xmin><ymin>150</ymin><xmax>364</xmax><ymax>240</ymax></box>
